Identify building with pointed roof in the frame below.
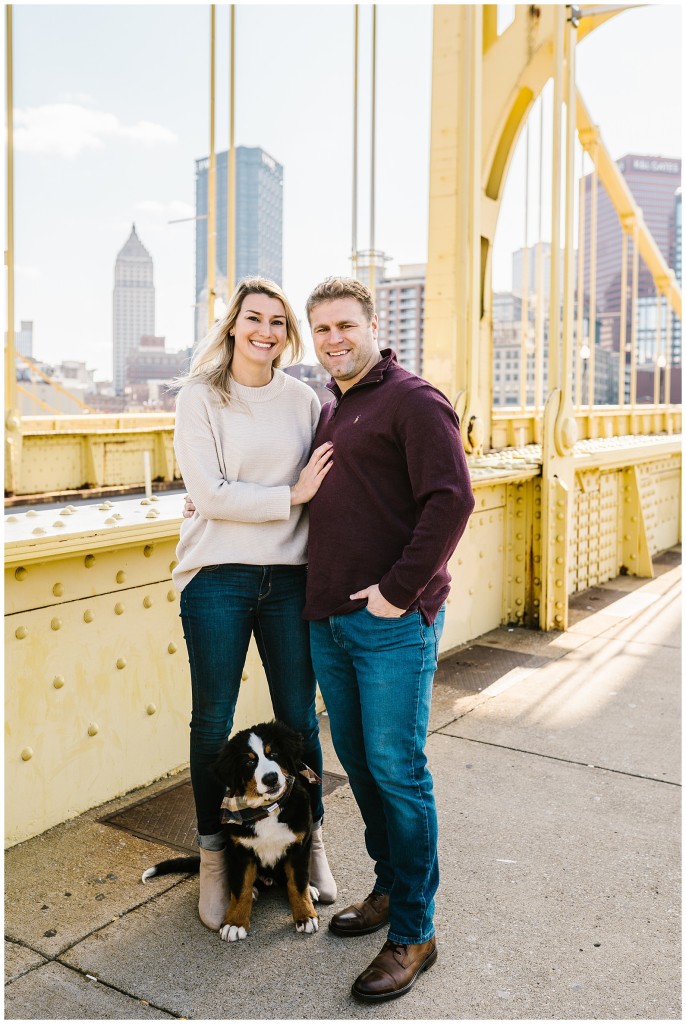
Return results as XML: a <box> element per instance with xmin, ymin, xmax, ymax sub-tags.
<box><xmin>113</xmin><ymin>224</ymin><xmax>155</xmax><ymax>394</ymax></box>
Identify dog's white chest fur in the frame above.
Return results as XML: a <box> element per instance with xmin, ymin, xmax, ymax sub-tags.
<box><xmin>238</xmin><ymin>815</ymin><xmax>297</xmax><ymax>868</ymax></box>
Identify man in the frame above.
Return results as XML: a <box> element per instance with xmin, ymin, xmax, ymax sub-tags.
<box><xmin>303</xmin><ymin>277</ymin><xmax>474</xmax><ymax>1002</ymax></box>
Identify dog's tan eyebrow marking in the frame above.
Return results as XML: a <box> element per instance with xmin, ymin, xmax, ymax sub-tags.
<box><xmin>264</xmin><ymin>745</ymin><xmax>272</xmax><ymax>756</ymax></box>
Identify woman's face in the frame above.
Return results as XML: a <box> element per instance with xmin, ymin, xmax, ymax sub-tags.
<box><xmin>231</xmin><ymin>293</ymin><xmax>288</xmax><ymax>375</ymax></box>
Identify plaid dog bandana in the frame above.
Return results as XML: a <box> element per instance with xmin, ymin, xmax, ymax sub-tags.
<box><xmin>220</xmin><ymin>763</ymin><xmax>322</xmax><ymax>827</ymax></box>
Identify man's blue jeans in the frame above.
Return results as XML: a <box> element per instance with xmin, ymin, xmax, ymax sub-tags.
<box><xmin>310</xmin><ymin>606</ymin><xmax>445</xmax><ymax>945</ymax></box>
<box><xmin>180</xmin><ymin>564</ymin><xmax>324</xmax><ymax>844</ymax></box>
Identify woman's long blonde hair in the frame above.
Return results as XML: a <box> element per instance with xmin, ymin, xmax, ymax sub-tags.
<box><xmin>175</xmin><ymin>277</ymin><xmax>303</xmax><ymax>404</ymax></box>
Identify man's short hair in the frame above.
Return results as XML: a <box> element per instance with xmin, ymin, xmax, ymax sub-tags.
<box><xmin>305</xmin><ymin>277</ymin><xmax>376</xmax><ymax>324</ymax></box>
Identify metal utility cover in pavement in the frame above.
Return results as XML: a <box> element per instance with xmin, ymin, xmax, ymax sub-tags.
<box><xmin>101</xmin><ymin>773</ymin><xmax>348</xmax><ymax>853</ymax></box>
<box><xmin>436</xmin><ymin>644</ymin><xmax>551</xmax><ymax>695</ymax></box>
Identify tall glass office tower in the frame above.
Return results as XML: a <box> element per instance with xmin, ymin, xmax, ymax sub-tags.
<box><xmin>195</xmin><ymin>146</ymin><xmax>283</xmax><ymax>341</ymax></box>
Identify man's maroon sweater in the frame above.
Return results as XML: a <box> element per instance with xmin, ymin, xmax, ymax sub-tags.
<box><xmin>303</xmin><ymin>350</ymin><xmax>475</xmax><ymax>625</ymax></box>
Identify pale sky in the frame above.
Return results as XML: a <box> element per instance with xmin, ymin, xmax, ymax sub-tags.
<box><xmin>9</xmin><ymin>2</ymin><xmax>682</xmax><ymax>380</ymax></box>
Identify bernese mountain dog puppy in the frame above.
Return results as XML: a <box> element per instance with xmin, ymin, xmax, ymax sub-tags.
<box><xmin>142</xmin><ymin>720</ymin><xmax>319</xmax><ymax>941</ymax></box>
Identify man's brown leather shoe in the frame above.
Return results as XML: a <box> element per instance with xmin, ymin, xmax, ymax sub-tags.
<box><xmin>351</xmin><ymin>937</ymin><xmax>437</xmax><ymax>1002</ymax></box>
<box><xmin>328</xmin><ymin>890</ymin><xmax>389</xmax><ymax>936</ymax></box>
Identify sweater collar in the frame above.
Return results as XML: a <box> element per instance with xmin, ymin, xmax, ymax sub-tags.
<box><xmin>230</xmin><ymin>368</ymin><xmax>287</xmax><ymax>403</ymax></box>
<box><xmin>325</xmin><ymin>348</ymin><xmax>397</xmax><ymax>400</ymax></box>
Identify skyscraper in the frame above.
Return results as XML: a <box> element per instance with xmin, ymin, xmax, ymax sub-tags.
<box><xmin>195</xmin><ymin>146</ymin><xmax>283</xmax><ymax>340</ymax></box>
<box><xmin>581</xmin><ymin>154</ymin><xmax>681</xmax><ymax>359</ymax></box>
<box><xmin>375</xmin><ymin>264</ymin><xmax>426</xmax><ymax>375</ymax></box>
<box><xmin>672</xmin><ymin>188</ymin><xmax>681</xmax><ymax>367</ymax></box>
<box><xmin>112</xmin><ymin>225</ymin><xmax>155</xmax><ymax>395</ymax></box>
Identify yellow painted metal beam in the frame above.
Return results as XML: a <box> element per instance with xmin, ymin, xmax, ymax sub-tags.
<box><xmin>577</xmin><ymin>90</ymin><xmax>681</xmax><ymax>317</ymax></box>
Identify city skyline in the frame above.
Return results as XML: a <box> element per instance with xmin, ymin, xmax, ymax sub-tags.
<box><xmin>10</xmin><ymin>3</ymin><xmax>682</xmax><ymax>381</ymax></box>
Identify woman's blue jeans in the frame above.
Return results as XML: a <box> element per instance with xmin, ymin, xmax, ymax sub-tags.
<box><xmin>180</xmin><ymin>564</ymin><xmax>324</xmax><ymax>843</ymax></box>
<box><xmin>309</xmin><ymin>606</ymin><xmax>445</xmax><ymax>946</ymax></box>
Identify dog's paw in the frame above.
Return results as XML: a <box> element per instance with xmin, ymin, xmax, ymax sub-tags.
<box><xmin>308</xmin><ymin>884</ymin><xmax>320</xmax><ymax>903</ymax></box>
<box><xmin>295</xmin><ymin>916</ymin><xmax>319</xmax><ymax>935</ymax></box>
<box><xmin>219</xmin><ymin>924</ymin><xmax>248</xmax><ymax>942</ymax></box>
<box><xmin>252</xmin><ymin>886</ymin><xmax>259</xmax><ymax>901</ymax></box>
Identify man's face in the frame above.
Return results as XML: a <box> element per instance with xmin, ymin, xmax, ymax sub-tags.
<box><xmin>309</xmin><ymin>297</ymin><xmax>380</xmax><ymax>392</ymax></box>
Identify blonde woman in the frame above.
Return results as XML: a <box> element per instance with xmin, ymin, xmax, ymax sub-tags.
<box><xmin>173</xmin><ymin>277</ymin><xmax>335</xmax><ymax>931</ymax></box>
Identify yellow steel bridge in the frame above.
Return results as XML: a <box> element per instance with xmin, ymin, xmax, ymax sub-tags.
<box><xmin>5</xmin><ymin>5</ymin><xmax>681</xmax><ymax>846</ymax></box>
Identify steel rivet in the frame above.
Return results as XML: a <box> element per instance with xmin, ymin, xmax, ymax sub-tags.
<box><xmin>144</xmin><ymin>545</ymin><xmax>153</xmax><ymax>557</ymax></box>
<box><xmin>53</xmin><ymin>675</ymin><xmax>65</xmax><ymax>689</ymax></box>
<box><xmin>15</xmin><ymin>567</ymin><xmax>27</xmax><ymax>581</ymax></box>
<box><xmin>84</xmin><ymin>554</ymin><xmax>95</xmax><ymax>568</ymax></box>
<box><xmin>83</xmin><ymin>609</ymin><xmax>94</xmax><ymax>623</ymax></box>
<box><xmin>140</xmin><ymin>499</ymin><xmax>151</xmax><ymax>506</ymax></box>
<box><xmin>21</xmin><ymin>747</ymin><xmax>33</xmax><ymax>761</ymax></box>
<box><xmin>143</xmin><ymin>596</ymin><xmax>153</xmax><ymax>608</ymax></box>
<box><xmin>53</xmin><ymin>583</ymin><xmax>64</xmax><ymax>597</ymax></box>
<box><xmin>167</xmin><ymin>590</ymin><xmax>176</xmax><ymax>602</ymax></box>
<box><xmin>51</xmin><ymin>617</ymin><xmax>62</xmax><ymax>631</ymax></box>
<box><xmin>146</xmin><ymin>704</ymin><xmax>157</xmax><ymax>716</ymax></box>
<box><xmin>116</xmin><ymin>658</ymin><xmax>126</xmax><ymax>670</ymax></box>
<box><xmin>169</xmin><ymin>561</ymin><xmax>178</xmax><ymax>573</ymax></box>
<box><xmin>241</xmin><ymin>671</ymin><xmax>249</xmax><ymax>681</ymax></box>
<box><xmin>15</xmin><ymin>625</ymin><xmax>28</xmax><ymax>639</ymax></box>
<box><xmin>168</xmin><ymin>642</ymin><xmax>177</xmax><ymax>654</ymax></box>
<box><xmin>88</xmin><ymin>723</ymin><xmax>99</xmax><ymax>737</ymax></box>
<box><xmin>26</xmin><ymin>509</ymin><xmax>39</xmax><ymax>518</ymax></box>
<box><xmin>116</xmin><ymin>571</ymin><xmax>126</xmax><ymax>584</ymax></box>
<box><xmin>114</xmin><ymin>603</ymin><xmax>125</xmax><ymax>615</ymax></box>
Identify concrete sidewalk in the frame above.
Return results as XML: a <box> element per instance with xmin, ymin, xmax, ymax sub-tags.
<box><xmin>5</xmin><ymin>552</ymin><xmax>681</xmax><ymax>1020</ymax></box>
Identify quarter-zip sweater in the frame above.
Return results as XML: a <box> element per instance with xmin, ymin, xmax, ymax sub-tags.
<box><xmin>302</xmin><ymin>349</ymin><xmax>475</xmax><ymax>625</ymax></box>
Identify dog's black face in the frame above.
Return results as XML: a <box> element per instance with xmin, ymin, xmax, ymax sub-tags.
<box><xmin>213</xmin><ymin>720</ymin><xmax>304</xmax><ymax>802</ymax></box>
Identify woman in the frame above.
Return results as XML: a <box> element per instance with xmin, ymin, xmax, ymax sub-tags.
<box><xmin>172</xmin><ymin>277</ymin><xmax>335</xmax><ymax>931</ymax></box>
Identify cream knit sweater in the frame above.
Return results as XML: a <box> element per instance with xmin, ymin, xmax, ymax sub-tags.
<box><xmin>172</xmin><ymin>371</ymin><xmax>321</xmax><ymax>592</ymax></box>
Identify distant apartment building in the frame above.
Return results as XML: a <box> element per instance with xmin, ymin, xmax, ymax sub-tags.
<box><xmin>492</xmin><ymin>291</ymin><xmax>618</xmax><ymax>406</ymax></box>
<box><xmin>284</xmin><ymin>362</ymin><xmax>333</xmax><ymax>407</ymax></box>
<box><xmin>112</xmin><ymin>225</ymin><xmax>155</xmax><ymax>395</ymax></box>
<box><xmin>195</xmin><ymin>146</ymin><xmax>283</xmax><ymax>341</ymax></box>
<box><xmin>16</xmin><ymin>357</ymin><xmax>96</xmax><ymax>416</ymax></box>
<box><xmin>581</xmin><ymin>154</ymin><xmax>681</xmax><ymax>366</ymax></box>
<box><xmin>511</xmin><ymin>243</ymin><xmax>573</xmax><ymax>309</ymax></box>
<box><xmin>126</xmin><ymin>335</ymin><xmax>191</xmax><ymax>409</ymax></box>
<box><xmin>16</xmin><ymin>321</ymin><xmax>34</xmax><ymax>359</ymax></box>
<box><xmin>375</xmin><ymin>263</ymin><xmax>425</xmax><ymax>375</ymax></box>
<box><xmin>492</xmin><ymin>293</ymin><xmax>546</xmax><ymax>406</ymax></box>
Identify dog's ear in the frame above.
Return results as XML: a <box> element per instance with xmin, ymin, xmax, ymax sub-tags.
<box><xmin>212</xmin><ymin>731</ymin><xmax>245</xmax><ymax>793</ymax></box>
<box><xmin>271</xmin><ymin>720</ymin><xmax>304</xmax><ymax>772</ymax></box>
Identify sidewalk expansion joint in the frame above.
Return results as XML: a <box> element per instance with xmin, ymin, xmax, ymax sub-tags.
<box><xmin>54</xmin><ymin>960</ymin><xmax>182</xmax><ymax>1019</ymax></box>
<box><xmin>12</xmin><ymin>875</ymin><xmax>195</xmax><ymax>963</ymax></box>
<box><xmin>436</xmin><ymin>732</ymin><xmax>681</xmax><ymax>787</ymax></box>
